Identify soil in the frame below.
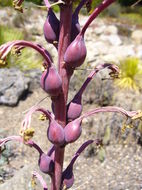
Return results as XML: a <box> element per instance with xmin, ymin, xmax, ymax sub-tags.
<box><xmin>0</xmin><ymin>88</ymin><xmax>142</xmax><ymax>190</ymax></box>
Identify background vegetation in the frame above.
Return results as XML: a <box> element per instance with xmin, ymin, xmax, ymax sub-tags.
<box><xmin>0</xmin><ymin>0</ymin><xmax>43</xmax><ymax>6</ymax></box>
<box><xmin>0</xmin><ymin>25</ymin><xmax>43</xmax><ymax>70</ymax></box>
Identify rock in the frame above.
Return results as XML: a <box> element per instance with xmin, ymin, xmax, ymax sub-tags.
<box><xmin>0</xmin><ymin>68</ymin><xmax>30</xmax><ymax>106</ymax></box>
<box><xmin>87</xmin><ymin>41</ymin><xmax>99</xmax><ymax>62</ymax></box>
<box><xmin>24</xmin><ymin>69</ymin><xmax>42</xmax><ymax>90</ymax></box>
<box><xmin>91</xmin><ymin>41</ymin><xmax>109</xmax><ymax>55</ymax></box>
<box><xmin>0</xmin><ymin>164</ymin><xmax>45</xmax><ymax>190</ymax></box>
<box><xmin>100</xmin><ymin>34</ymin><xmax>122</xmax><ymax>46</ymax></box>
<box><xmin>136</xmin><ymin>45</ymin><xmax>142</xmax><ymax>58</ymax></box>
<box><xmin>104</xmin><ymin>25</ymin><xmax>118</xmax><ymax>35</ymax></box>
<box><xmin>94</xmin><ymin>25</ymin><xmax>106</xmax><ymax>35</ymax></box>
<box><xmin>117</xmin><ymin>24</ymin><xmax>133</xmax><ymax>37</ymax></box>
<box><xmin>0</xmin><ymin>10</ymin><xmax>8</xmax><ymax>22</ymax></box>
<box><xmin>102</xmin><ymin>54</ymin><xmax>118</xmax><ymax>63</ymax></box>
<box><xmin>131</xmin><ymin>30</ymin><xmax>142</xmax><ymax>44</ymax></box>
<box><xmin>108</xmin><ymin>45</ymin><xmax>135</xmax><ymax>60</ymax></box>
<box><xmin>83</xmin><ymin>76</ymin><xmax>114</xmax><ymax>106</ymax></box>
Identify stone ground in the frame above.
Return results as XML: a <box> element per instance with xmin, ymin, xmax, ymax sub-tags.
<box><xmin>0</xmin><ymin>88</ymin><xmax>142</xmax><ymax>190</ymax></box>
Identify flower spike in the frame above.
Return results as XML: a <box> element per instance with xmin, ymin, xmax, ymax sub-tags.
<box><xmin>47</xmin><ymin>145</ymin><xmax>55</xmax><ymax>156</ymax></box>
<box><xmin>62</xmin><ymin>139</ymin><xmax>101</xmax><ymax>189</ymax></box>
<box><xmin>65</xmin><ymin>106</ymin><xmax>139</xmax><ymax>144</ymax></box>
<box><xmin>0</xmin><ymin>136</ymin><xmax>43</xmax><ymax>155</ymax></box>
<box><xmin>44</xmin><ymin>0</ymin><xmax>64</xmax><ymax>9</ymax></box>
<box><xmin>21</xmin><ymin>104</ymin><xmax>65</xmax><ymax>146</ymax></box>
<box><xmin>32</xmin><ymin>171</ymin><xmax>48</xmax><ymax>190</ymax></box>
<box><xmin>13</xmin><ymin>0</ymin><xmax>24</xmax><ymax>12</ymax></box>
<box><xmin>131</xmin><ymin>110</ymin><xmax>142</xmax><ymax>120</ymax></box>
<box><xmin>73</xmin><ymin>0</ymin><xmax>88</xmax><ymax>16</ymax></box>
<box><xmin>81</xmin><ymin>0</ymin><xmax>116</xmax><ymax>36</ymax></box>
<box><xmin>75</xmin><ymin>63</ymin><xmax>119</xmax><ymax>98</ymax></box>
<box><xmin>0</xmin><ymin>40</ymin><xmax>52</xmax><ymax>67</ymax></box>
<box><xmin>71</xmin><ymin>0</ymin><xmax>88</xmax><ymax>41</ymax></box>
<box><xmin>67</xmin><ymin>63</ymin><xmax>119</xmax><ymax>121</ymax></box>
<box><xmin>80</xmin><ymin>106</ymin><xmax>139</xmax><ymax>120</ymax></box>
<box><xmin>0</xmin><ymin>136</ymin><xmax>23</xmax><ymax>147</ymax></box>
<box><xmin>21</xmin><ymin>105</ymin><xmax>53</xmax><ymax>133</ymax></box>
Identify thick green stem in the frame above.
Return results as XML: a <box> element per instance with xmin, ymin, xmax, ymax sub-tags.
<box><xmin>51</xmin><ymin>4</ymin><xmax>72</xmax><ymax>190</ymax></box>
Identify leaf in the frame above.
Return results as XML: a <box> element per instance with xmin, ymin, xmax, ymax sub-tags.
<box><xmin>103</xmin><ymin>126</ymin><xmax>111</xmax><ymax>145</ymax></box>
<box><xmin>0</xmin><ymin>25</ymin><xmax>24</xmax><ymax>45</ymax></box>
<box><xmin>98</xmin><ymin>147</ymin><xmax>105</xmax><ymax>162</ymax></box>
<box><xmin>12</xmin><ymin>48</ymin><xmax>43</xmax><ymax>71</ymax></box>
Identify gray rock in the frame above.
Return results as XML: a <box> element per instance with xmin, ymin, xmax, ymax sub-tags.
<box><xmin>87</xmin><ymin>41</ymin><xmax>100</xmax><ymax>62</ymax></box>
<box><xmin>102</xmin><ymin>54</ymin><xmax>118</xmax><ymax>63</ymax></box>
<box><xmin>24</xmin><ymin>69</ymin><xmax>42</xmax><ymax>90</ymax></box>
<box><xmin>108</xmin><ymin>45</ymin><xmax>135</xmax><ymax>60</ymax></box>
<box><xmin>0</xmin><ymin>68</ymin><xmax>30</xmax><ymax>106</ymax></box>
<box><xmin>136</xmin><ymin>45</ymin><xmax>142</xmax><ymax>58</ymax></box>
<box><xmin>104</xmin><ymin>25</ymin><xmax>118</xmax><ymax>35</ymax></box>
<box><xmin>92</xmin><ymin>41</ymin><xmax>109</xmax><ymax>55</ymax></box>
<box><xmin>100</xmin><ymin>34</ymin><xmax>122</xmax><ymax>46</ymax></box>
<box><xmin>131</xmin><ymin>30</ymin><xmax>142</xmax><ymax>44</ymax></box>
<box><xmin>0</xmin><ymin>164</ymin><xmax>45</xmax><ymax>190</ymax></box>
<box><xmin>95</xmin><ymin>25</ymin><xmax>106</xmax><ymax>35</ymax></box>
<box><xmin>108</xmin><ymin>34</ymin><xmax>122</xmax><ymax>46</ymax></box>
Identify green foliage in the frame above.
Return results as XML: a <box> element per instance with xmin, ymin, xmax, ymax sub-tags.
<box><xmin>97</xmin><ymin>147</ymin><xmax>106</xmax><ymax>162</ymax></box>
<box><xmin>89</xmin><ymin>0</ymin><xmax>102</xmax><ymax>13</ymax></box>
<box><xmin>137</xmin><ymin>6</ymin><xmax>142</xmax><ymax>15</ymax></box>
<box><xmin>118</xmin><ymin>0</ymin><xmax>142</xmax><ymax>6</ymax></box>
<box><xmin>0</xmin><ymin>0</ymin><xmax>12</xmax><ymax>7</ymax></box>
<box><xmin>0</xmin><ymin>0</ymin><xmax>43</xmax><ymax>7</ymax></box>
<box><xmin>120</xmin><ymin>13</ymin><xmax>142</xmax><ymax>25</ymax></box>
<box><xmin>11</xmin><ymin>48</ymin><xmax>43</xmax><ymax>71</ymax></box>
<box><xmin>0</xmin><ymin>25</ymin><xmax>24</xmax><ymax>68</ymax></box>
<box><xmin>103</xmin><ymin>126</ymin><xmax>111</xmax><ymax>145</ymax></box>
<box><xmin>106</xmin><ymin>3</ymin><xmax>121</xmax><ymax>18</ymax></box>
<box><xmin>82</xmin><ymin>1</ymin><xmax>121</xmax><ymax>18</ymax></box>
<box><xmin>52</xmin><ymin>5</ymin><xmax>60</xmax><ymax>13</ymax></box>
<box><xmin>25</xmin><ymin>0</ymin><xmax>43</xmax><ymax>5</ymax></box>
<box><xmin>0</xmin><ymin>25</ymin><xmax>24</xmax><ymax>45</ymax></box>
<box><xmin>115</xmin><ymin>57</ymin><xmax>142</xmax><ymax>91</ymax></box>
<box><xmin>0</xmin><ymin>25</ymin><xmax>43</xmax><ymax>70</ymax></box>
<box><xmin>72</xmin><ymin>0</ymin><xmax>102</xmax><ymax>15</ymax></box>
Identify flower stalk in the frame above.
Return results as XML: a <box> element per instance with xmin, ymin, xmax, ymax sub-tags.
<box><xmin>52</xmin><ymin>4</ymin><xmax>73</xmax><ymax>190</ymax></box>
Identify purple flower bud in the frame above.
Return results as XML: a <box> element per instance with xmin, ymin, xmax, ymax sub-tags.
<box><xmin>71</xmin><ymin>0</ymin><xmax>88</xmax><ymax>41</ymax></box>
<box><xmin>43</xmin><ymin>9</ymin><xmax>60</xmax><ymax>44</ymax></box>
<box><xmin>71</xmin><ymin>14</ymin><xmax>80</xmax><ymax>41</ymax></box>
<box><xmin>67</xmin><ymin>95</ymin><xmax>82</xmax><ymax>121</ymax></box>
<box><xmin>64</xmin><ymin>119</ymin><xmax>82</xmax><ymax>143</ymax></box>
<box><xmin>38</xmin><ymin>153</ymin><xmax>54</xmax><ymax>174</ymax></box>
<box><xmin>47</xmin><ymin>120</ymin><xmax>65</xmax><ymax>145</ymax></box>
<box><xmin>64</xmin><ymin>34</ymin><xmax>87</xmax><ymax>68</ymax></box>
<box><xmin>62</xmin><ymin>166</ymin><xmax>74</xmax><ymax>189</ymax></box>
<box><xmin>40</xmin><ymin>65</ymin><xmax>62</xmax><ymax>96</ymax></box>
